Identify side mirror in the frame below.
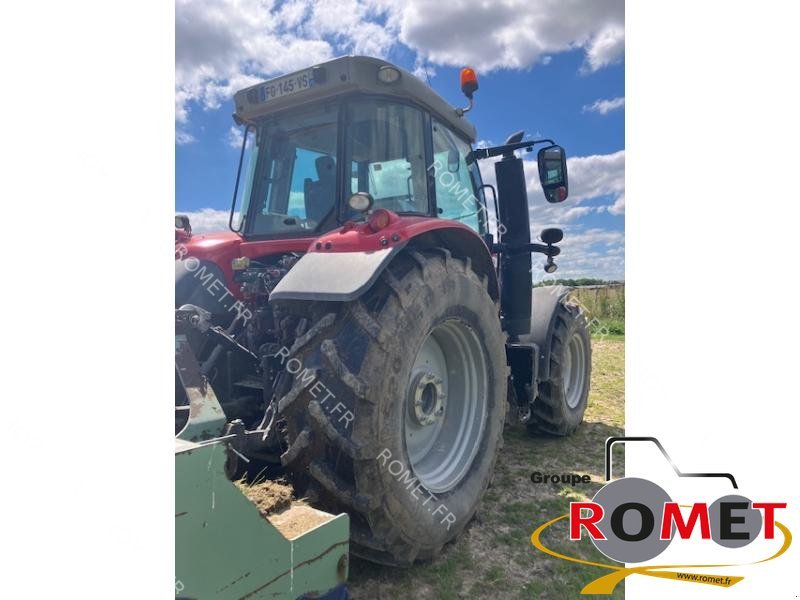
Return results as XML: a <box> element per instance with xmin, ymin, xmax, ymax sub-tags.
<box><xmin>537</xmin><ymin>145</ymin><xmax>568</xmax><ymax>203</ymax></box>
<box><xmin>175</xmin><ymin>214</ymin><xmax>192</xmax><ymax>233</ymax></box>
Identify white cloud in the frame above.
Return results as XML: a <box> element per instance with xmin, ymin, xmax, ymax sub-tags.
<box><xmin>608</xmin><ymin>193</ymin><xmax>624</xmax><ymax>216</ymax></box>
<box><xmin>583</xmin><ymin>96</ymin><xmax>625</xmax><ymax>115</ymax></box>
<box><xmin>176</xmin><ymin>208</ymin><xmax>237</xmax><ymax>233</ymax></box>
<box><xmin>583</xmin><ymin>24</ymin><xmax>625</xmax><ymax>72</ymax></box>
<box><xmin>557</xmin><ymin>149</ymin><xmax>624</xmax><ymax>203</ymax></box>
<box><xmin>304</xmin><ymin>0</ymin><xmax>396</xmax><ymax>57</ymax></box>
<box><xmin>175</xmin><ymin>0</ymin><xmax>624</xmax><ymax>124</ymax></box>
<box><xmin>175</xmin><ymin>129</ymin><xmax>197</xmax><ymax>145</ymax></box>
<box><xmin>561</xmin><ymin>205</ymin><xmax>597</xmax><ymax>220</ymax></box>
<box><xmin>394</xmin><ymin>0</ymin><xmax>624</xmax><ymax>72</ymax></box>
<box><xmin>175</xmin><ymin>0</ymin><xmax>335</xmax><ymax>122</ymax></box>
<box><xmin>542</xmin><ymin>226</ymin><xmax>624</xmax><ymax>280</ymax></box>
<box><xmin>227</xmin><ymin>125</ymin><xmax>244</xmax><ymax>149</ymax></box>
<box><xmin>277</xmin><ymin>0</ymin><xmax>309</xmax><ymax>29</ymax></box>
<box><xmin>412</xmin><ymin>60</ymin><xmax>436</xmax><ymax>81</ymax></box>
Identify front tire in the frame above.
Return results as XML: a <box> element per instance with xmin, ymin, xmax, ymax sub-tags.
<box><xmin>275</xmin><ymin>248</ymin><xmax>507</xmax><ymax>565</ymax></box>
<box><xmin>528</xmin><ymin>299</ymin><xmax>591</xmax><ymax>435</ymax></box>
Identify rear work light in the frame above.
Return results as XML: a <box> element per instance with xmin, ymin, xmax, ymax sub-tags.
<box><xmin>368</xmin><ymin>208</ymin><xmax>392</xmax><ymax>232</ymax></box>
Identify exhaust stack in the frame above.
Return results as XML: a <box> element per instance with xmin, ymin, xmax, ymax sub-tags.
<box><xmin>495</xmin><ymin>153</ymin><xmax>532</xmax><ymax>338</ymax></box>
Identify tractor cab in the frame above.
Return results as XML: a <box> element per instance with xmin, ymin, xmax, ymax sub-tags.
<box><xmin>229</xmin><ymin>56</ymin><xmax>487</xmax><ymax>240</ymax></box>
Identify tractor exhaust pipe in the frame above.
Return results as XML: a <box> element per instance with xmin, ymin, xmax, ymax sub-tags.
<box><xmin>473</xmin><ymin>132</ymin><xmax>569</xmax><ymax>339</ymax></box>
<box><xmin>495</xmin><ymin>153</ymin><xmax>532</xmax><ymax>338</ymax></box>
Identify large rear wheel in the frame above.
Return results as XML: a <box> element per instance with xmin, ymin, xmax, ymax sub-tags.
<box><xmin>275</xmin><ymin>248</ymin><xmax>507</xmax><ymax>565</ymax></box>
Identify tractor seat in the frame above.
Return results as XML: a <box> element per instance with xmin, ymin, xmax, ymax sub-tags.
<box><xmin>303</xmin><ymin>155</ymin><xmax>336</xmax><ymax>224</ymax></box>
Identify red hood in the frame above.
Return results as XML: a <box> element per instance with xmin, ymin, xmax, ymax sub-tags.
<box><xmin>176</xmin><ymin>230</ymin><xmax>243</xmax><ymax>260</ymax></box>
<box><xmin>174</xmin><ymin>215</ymin><xmax>484</xmax><ymax>301</ymax></box>
<box><xmin>175</xmin><ymin>230</ymin><xmax>313</xmax><ymax>300</ymax></box>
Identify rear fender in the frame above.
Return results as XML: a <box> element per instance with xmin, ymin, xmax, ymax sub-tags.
<box><xmin>527</xmin><ymin>285</ymin><xmax>573</xmax><ymax>381</ymax></box>
<box><xmin>506</xmin><ymin>286</ymin><xmax>573</xmax><ymax>407</ymax></box>
<box><xmin>270</xmin><ymin>215</ymin><xmax>499</xmax><ymax>302</ymax></box>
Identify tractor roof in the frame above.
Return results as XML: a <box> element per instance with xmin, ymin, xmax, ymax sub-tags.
<box><xmin>233</xmin><ymin>56</ymin><xmax>477</xmax><ymax>142</ymax></box>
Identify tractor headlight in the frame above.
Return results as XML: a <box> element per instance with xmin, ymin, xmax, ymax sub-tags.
<box><xmin>377</xmin><ymin>66</ymin><xmax>401</xmax><ymax>84</ymax></box>
<box><xmin>348</xmin><ymin>192</ymin><xmax>374</xmax><ymax>212</ymax></box>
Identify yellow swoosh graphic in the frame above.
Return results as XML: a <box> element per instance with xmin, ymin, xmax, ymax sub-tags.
<box><xmin>530</xmin><ymin>514</ymin><xmax>792</xmax><ymax>594</ymax></box>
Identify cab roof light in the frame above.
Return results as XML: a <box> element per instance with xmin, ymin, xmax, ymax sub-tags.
<box><xmin>377</xmin><ymin>65</ymin><xmax>401</xmax><ymax>83</ymax></box>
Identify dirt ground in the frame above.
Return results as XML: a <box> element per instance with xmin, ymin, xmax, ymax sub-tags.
<box><xmin>347</xmin><ymin>338</ymin><xmax>625</xmax><ymax>600</ymax></box>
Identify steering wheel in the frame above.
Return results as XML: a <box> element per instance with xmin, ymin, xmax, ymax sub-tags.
<box><xmin>278</xmin><ymin>214</ymin><xmax>317</xmax><ymax>230</ymax></box>
<box><xmin>377</xmin><ymin>197</ymin><xmax>418</xmax><ymax>213</ymax></box>
<box><xmin>298</xmin><ymin>217</ymin><xmax>318</xmax><ymax>230</ymax></box>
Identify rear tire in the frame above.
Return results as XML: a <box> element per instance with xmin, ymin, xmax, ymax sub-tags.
<box><xmin>274</xmin><ymin>248</ymin><xmax>507</xmax><ymax>565</ymax></box>
<box><xmin>528</xmin><ymin>299</ymin><xmax>591</xmax><ymax>436</ymax></box>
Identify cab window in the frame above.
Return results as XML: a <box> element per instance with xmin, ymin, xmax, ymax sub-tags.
<box><xmin>431</xmin><ymin>120</ymin><xmax>485</xmax><ymax>233</ymax></box>
<box><xmin>345</xmin><ymin>99</ymin><xmax>429</xmax><ymax>216</ymax></box>
<box><xmin>246</xmin><ymin>104</ymin><xmax>338</xmax><ymax>236</ymax></box>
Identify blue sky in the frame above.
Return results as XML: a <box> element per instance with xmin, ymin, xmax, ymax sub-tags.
<box><xmin>176</xmin><ymin>0</ymin><xmax>624</xmax><ymax>279</ymax></box>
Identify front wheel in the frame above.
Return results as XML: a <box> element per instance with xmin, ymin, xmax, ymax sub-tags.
<box><xmin>528</xmin><ymin>299</ymin><xmax>592</xmax><ymax>435</ymax></box>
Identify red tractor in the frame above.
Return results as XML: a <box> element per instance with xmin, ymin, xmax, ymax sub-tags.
<box><xmin>175</xmin><ymin>56</ymin><xmax>591</xmax><ymax>565</ymax></box>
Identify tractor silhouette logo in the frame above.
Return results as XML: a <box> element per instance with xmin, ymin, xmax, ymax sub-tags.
<box><xmin>530</xmin><ymin>437</ymin><xmax>791</xmax><ymax>594</ymax></box>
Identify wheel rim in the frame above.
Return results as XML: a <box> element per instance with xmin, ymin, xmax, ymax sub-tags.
<box><xmin>404</xmin><ymin>319</ymin><xmax>488</xmax><ymax>493</ymax></box>
<box><xmin>563</xmin><ymin>332</ymin><xmax>587</xmax><ymax>409</ymax></box>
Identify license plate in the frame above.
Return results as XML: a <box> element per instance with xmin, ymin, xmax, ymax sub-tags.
<box><xmin>259</xmin><ymin>69</ymin><xmax>315</xmax><ymax>103</ymax></box>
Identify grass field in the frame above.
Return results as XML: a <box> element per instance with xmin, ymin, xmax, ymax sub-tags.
<box><xmin>348</xmin><ymin>337</ymin><xmax>625</xmax><ymax>599</ymax></box>
<box><xmin>572</xmin><ymin>286</ymin><xmax>625</xmax><ymax>338</ymax></box>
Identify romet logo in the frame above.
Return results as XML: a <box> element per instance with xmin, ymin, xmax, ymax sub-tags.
<box><xmin>530</xmin><ymin>437</ymin><xmax>792</xmax><ymax>594</ymax></box>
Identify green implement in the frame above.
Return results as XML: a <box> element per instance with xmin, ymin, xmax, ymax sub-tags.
<box><xmin>175</xmin><ymin>311</ymin><xmax>349</xmax><ymax>599</ymax></box>
<box><xmin>175</xmin><ymin>438</ymin><xmax>349</xmax><ymax>599</ymax></box>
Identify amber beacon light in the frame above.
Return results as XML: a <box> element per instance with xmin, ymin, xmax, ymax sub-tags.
<box><xmin>460</xmin><ymin>67</ymin><xmax>479</xmax><ymax>98</ymax></box>
<box><xmin>457</xmin><ymin>67</ymin><xmax>479</xmax><ymax>116</ymax></box>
